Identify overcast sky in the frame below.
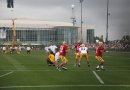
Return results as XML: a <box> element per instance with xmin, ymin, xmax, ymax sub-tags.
<box><xmin>0</xmin><ymin>0</ymin><xmax>130</xmax><ymax>40</ymax></box>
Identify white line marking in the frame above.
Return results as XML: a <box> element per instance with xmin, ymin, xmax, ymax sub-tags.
<box><xmin>0</xmin><ymin>71</ymin><xmax>13</xmax><ymax>78</ymax></box>
<box><xmin>0</xmin><ymin>70</ymin><xmax>90</xmax><ymax>72</ymax></box>
<box><xmin>0</xmin><ymin>85</ymin><xmax>130</xmax><ymax>88</ymax></box>
<box><xmin>1</xmin><ymin>65</ymin><xmax>130</xmax><ymax>68</ymax></box>
<box><xmin>1</xmin><ymin>66</ymin><xmax>130</xmax><ymax>67</ymax></box>
<box><xmin>0</xmin><ymin>70</ymin><xmax>130</xmax><ymax>72</ymax></box>
<box><xmin>92</xmin><ymin>71</ymin><xmax>104</xmax><ymax>84</ymax></box>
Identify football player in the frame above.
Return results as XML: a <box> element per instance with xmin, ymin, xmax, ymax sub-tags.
<box><xmin>58</xmin><ymin>41</ymin><xmax>68</xmax><ymax>71</ymax></box>
<box><xmin>79</xmin><ymin>44</ymin><xmax>90</xmax><ymax>67</ymax></box>
<box><xmin>74</xmin><ymin>40</ymin><xmax>81</xmax><ymax>67</ymax></box>
<box><xmin>95</xmin><ymin>41</ymin><xmax>105</xmax><ymax>71</ymax></box>
<box><xmin>46</xmin><ymin>49</ymin><xmax>55</xmax><ymax>66</ymax></box>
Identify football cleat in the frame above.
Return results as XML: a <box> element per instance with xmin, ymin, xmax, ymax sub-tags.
<box><xmin>100</xmin><ymin>66</ymin><xmax>105</xmax><ymax>71</ymax></box>
<box><xmin>57</xmin><ymin>67</ymin><xmax>61</xmax><ymax>71</ymax></box>
<box><xmin>62</xmin><ymin>67</ymin><xmax>67</xmax><ymax>70</ymax></box>
<box><xmin>78</xmin><ymin>64</ymin><xmax>80</xmax><ymax>67</ymax></box>
<box><xmin>96</xmin><ymin>67</ymin><xmax>100</xmax><ymax>71</ymax></box>
<box><xmin>58</xmin><ymin>68</ymin><xmax>61</xmax><ymax>71</ymax></box>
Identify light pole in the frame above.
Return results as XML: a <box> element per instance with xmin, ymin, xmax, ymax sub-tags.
<box><xmin>71</xmin><ymin>4</ymin><xmax>76</xmax><ymax>26</ymax></box>
<box><xmin>71</xmin><ymin>4</ymin><xmax>77</xmax><ymax>43</ymax></box>
<box><xmin>106</xmin><ymin>0</ymin><xmax>110</xmax><ymax>43</ymax></box>
<box><xmin>79</xmin><ymin>0</ymin><xmax>83</xmax><ymax>42</ymax></box>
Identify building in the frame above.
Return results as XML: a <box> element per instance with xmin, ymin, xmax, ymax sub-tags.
<box><xmin>79</xmin><ymin>25</ymin><xmax>95</xmax><ymax>43</ymax></box>
<box><xmin>86</xmin><ymin>29</ymin><xmax>95</xmax><ymax>43</ymax></box>
<box><xmin>0</xmin><ymin>20</ymin><xmax>78</xmax><ymax>46</ymax></box>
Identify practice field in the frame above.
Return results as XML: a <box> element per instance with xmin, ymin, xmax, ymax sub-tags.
<box><xmin>0</xmin><ymin>50</ymin><xmax>130</xmax><ymax>90</ymax></box>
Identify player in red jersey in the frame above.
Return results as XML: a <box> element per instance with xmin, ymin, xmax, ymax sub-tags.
<box><xmin>95</xmin><ymin>41</ymin><xmax>105</xmax><ymax>71</ymax></box>
<box><xmin>74</xmin><ymin>40</ymin><xmax>81</xmax><ymax>67</ymax></box>
<box><xmin>58</xmin><ymin>41</ymin><xmax>68</xmax><ymax>71</ymax></box>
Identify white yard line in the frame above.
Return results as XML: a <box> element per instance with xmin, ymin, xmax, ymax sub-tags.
<box><xmin>92</xmin><ymin>71</ymin><xmax>104</xmax><ymax>84</ymax></box>
<box><xmin>0</xmin><ymin>70</ymin><xmax>89</xmax><ymax>72</ymax></box>
<box><xmin>0</xmin><ymin>71</ymin><xmax>13</xmax><ymax>78</ymax></box>
<box><xmin>0</xmin><ymin>85</ymin><xmax>130</xmax><ymax>88</ymax></box>
<box><xmin>1</xmin><ymin>65</ymin><xmax>130</xmax><ymax>67</ymax></box>
<box><xmin>0</xmin><ymin>69</ymin><xmax>130</xmax><ymax>72</ymax></box>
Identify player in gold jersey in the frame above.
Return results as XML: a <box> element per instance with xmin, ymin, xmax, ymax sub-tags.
<box><xmin>46</xmin><ymin>49</ymin><xmax>55</xmax><ymax>66</ymax></box>
<box><xmin>79</xmin><ymin>44</ymin><xmax>90</xmax><ymax>67</ymax></box>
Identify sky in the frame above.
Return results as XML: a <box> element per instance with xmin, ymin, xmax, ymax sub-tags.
<box><xmin>0</xmin><ymin>0</ymin><xmax>130</xmax><ymax>41</ymax></box>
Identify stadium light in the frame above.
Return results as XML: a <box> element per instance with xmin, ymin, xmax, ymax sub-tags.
<box><xmin>71</xmin><ymin>4</ymin><xmax>75</xmax><ymax>9</ymax></box>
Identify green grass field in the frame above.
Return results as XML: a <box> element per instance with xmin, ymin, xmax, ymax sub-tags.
<box><xmin>0</xmin><ymin>50</ymin><xmax>130</xmax><ymax>90</ymax></box>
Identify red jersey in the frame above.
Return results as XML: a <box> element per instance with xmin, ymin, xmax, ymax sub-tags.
<box><xmin>74</xmin><ymin>44</ymin><xmax>81</xmax><ymax>53</ymax></box>
<box><xmin>95</xmin><ymin>46</ymin><xmax>104</xmax><ymax>56</ymax></box>
<box><xmin>60</xmin><ymin>45</ymin><xmax>68</xmax><ymax>56</ymax></box>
